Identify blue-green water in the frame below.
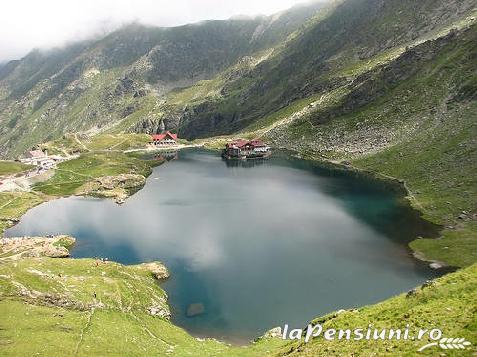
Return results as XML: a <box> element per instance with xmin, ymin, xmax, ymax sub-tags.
<box><xmin>6</xmin><ymin>149</ymin><xmax>439</xmax><ymax>343</ymax></box>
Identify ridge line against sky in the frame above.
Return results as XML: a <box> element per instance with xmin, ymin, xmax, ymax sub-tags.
<box><xmin>0</xmin><ymin>0</ymin><xmax>317</xmax><ymax>62</ymax></box>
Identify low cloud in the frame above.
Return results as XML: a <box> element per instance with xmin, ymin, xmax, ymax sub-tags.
<box><xmin>0</xmin><ymin>0</ymin><xmax>308</xmax><ymax>62</ymax></box>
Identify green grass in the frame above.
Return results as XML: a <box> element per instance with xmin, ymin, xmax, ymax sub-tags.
<box><xmin>40</xmin><ymin>134</ymin><xmax>89</xmax><ymax>156</ymax></box>
<box><xmin>0</xmin><ymin>161</ymin><xmax>33</xmax><ymax>176</ymax></box>
<box><xmin>167</xmin><ymin>77</ymin><xmax>225</xmax><ymax>106</ymax></box>
<box><xmin>0</xmin><ymin>255</ymin><xmax>286</xmax><ymax>356</ymax></box>
<box><xmin>84</xmin><ymin>134</ymin><xmax>151</xmax><ymax>151</ymax></box>
<box><xmin>0</xmin><ymin>250</ymin><xmax>475</xmax><ymax>356</ymax></box>
<box><xmin>0</xmin><ymin>192</ymin><xmax>45</xmax><ymax>234</ymax></box>
<box><xmin>276</xmin><ymin>263</ymin><xmax>477</xmax><ymax>357</ymax></box>
<box><xmin>411</xmin><ymin>222</ymin><xmax>477</xmax><ymax>268</ymax></box>
<box><xmin>33</xmin><ymin>152</ymin><xmax>155</xmax><ymax>196</ymax></box>
<box><xmin>41</xmin><ymin>133</ymin><xmax>152</xmax><ymax>155</ymax></box>
<box><xmin>353</xmin><ymin>101</ymin><xmax>476</xmax><ymax>267</ymax></box>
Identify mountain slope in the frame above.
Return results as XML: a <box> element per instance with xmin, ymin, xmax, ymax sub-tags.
<box><xmin>0</xmin><ymin>1</ymin><xmax>327</xmax><ymax>158</ymax></box>
<box><xmin>263</xmin><ymin>23</ymin><xmax>477</xmax><ymax>266</ymax></box>
<box><xmin>171</xmin><ymin>0</ymin><xmax>476</xmax><ymax>138</ymax></box>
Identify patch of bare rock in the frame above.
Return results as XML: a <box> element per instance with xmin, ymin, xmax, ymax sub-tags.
<box><xmin>0</xmin><ymin>235</ymin><xmax>75</xmax><ymax>260</ymax></box>
<box><xmin>77</xmin><ymin>174</ymin><xmax>146</xmax><ymax>204</ymax></box>
<box><xmin>136</xmin><ymin>261</ymin><xmax>170</xmax><ymax>280</ymax></box>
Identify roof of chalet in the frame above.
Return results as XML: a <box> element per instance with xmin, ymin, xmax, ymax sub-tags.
<box><xmin>151</xmin><ymin>131</ymin><xmax>178</xmax><ymax>141</ymax></box>
<box><xmin>227</xmin><ymin>139</ymin><xmax>266</xmax><ymax>149</ymax></box>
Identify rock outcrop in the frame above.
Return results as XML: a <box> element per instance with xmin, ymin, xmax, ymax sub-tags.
<box><xmin>0</xmin><ymin>235</ymin><xmax>76</xmax><ymax>260</ymax></box>
<box><xmin>76</xmin><ymin>174</ymin><xmax>146</xmax><ymax>204</ymax></box>
<box><xmin>136</xmin><ymin>262</ymin><xmax>170</xmax><ymax>280</ymax></box>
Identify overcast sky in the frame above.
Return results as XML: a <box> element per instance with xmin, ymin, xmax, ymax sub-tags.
<box><xmin>0</xmin><ymin>0</ymin><xmax>309</xmax><ymax>62</ymax></box>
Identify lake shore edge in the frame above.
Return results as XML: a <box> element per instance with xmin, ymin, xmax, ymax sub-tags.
<box><xmin>0</xmin><ymin>145</ymin><xmax>475</xmax><ymax>355</ymax></box>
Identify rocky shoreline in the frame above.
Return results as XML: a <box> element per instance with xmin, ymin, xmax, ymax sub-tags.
<box><xmin>75</xmin><ymin>173</ymin><xmax>147</xmax><ymax>204</ymax></box>
<box><xmin>0</xmin><ymin>235</ymin><xmax>75</xmax><ymax>260</ymax></box>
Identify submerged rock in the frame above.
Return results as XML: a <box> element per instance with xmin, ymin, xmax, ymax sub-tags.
<box><xmin>186</xmin><ymin>303</ymin><xmax>205</xmax><ymax>317</ymax></box>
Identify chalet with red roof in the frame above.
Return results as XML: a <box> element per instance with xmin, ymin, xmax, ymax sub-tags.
<box><xmin>223</xmin><ymin>139</ymin><xmax>271</xmax><ymax>160</ymax></box>
<box><xmin>151</xmin><ymin>131</ymin><xmax>178</xmax><ymax>146</ymax></box>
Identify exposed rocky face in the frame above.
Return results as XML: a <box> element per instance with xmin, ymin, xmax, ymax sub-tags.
<box><xmin>137</xmin><ymin>262</ymin><xmax>170</xmax><ymax>280</ymax></box>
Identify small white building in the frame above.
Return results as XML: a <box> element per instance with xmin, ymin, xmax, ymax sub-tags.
<box><xmin>20</xmin><ymin>150</ymin><xmax>56</xmax><ymax>169</ymax></box>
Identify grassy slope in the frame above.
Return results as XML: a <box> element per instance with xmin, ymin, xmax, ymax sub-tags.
<box><xmin>0</xmin><ymin>256</ymin><xmax>285</xmax><ymax>357</ymax></box>
<box><xmin>0</xmin><ymin>192</ymin><xmax>45</xmax><ymax>233</ymax></box>
<box><xmin>277</xmin><ymin>263</ymin><xmax>477</xmax><ymax>357</ymax></box>
<box><xmin>0</xmin><ymin>161</ymin><xmax>33</xmax><ymax>176</ymax></box>
<box><xmin>171</xmin><ymin>0</ymin><xmax>477</xmax><ymax>139</ymax></box>
<box><xmin>84</xmin><ymin>133</ymin><xmax>151</xmax><ymax>151</ymax></box>
<box><xmin>34</xmin><ymin>151</ymin><xmax>156</xmax><ymax>197</ymax></box>
<box><xmin>354</xmin><ymin>101</ymin><xmax>477</xmax><ymax>267</ymax></box>
<box><xmin>0</xmin><ymin>252</ymin><xmax>475</xmax><ymax>356</ymax></box>
<box><xmin>40</xmin><ymin>133</ymin><xmax>151</xmax><ymax>154</ymax></box>
<box><xmin>346</xmin><ymin>29</ymin><xmax>476</xmax><ymax>268</ymax></box>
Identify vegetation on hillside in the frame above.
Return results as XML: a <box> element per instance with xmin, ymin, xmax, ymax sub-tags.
<box><xmin>170</xmin><ymin>0</ymin><xmax>477</xmax><ymax>139</ymax></box>
<box><xmin>0</xmin><ymin>192</ymin><xmax>45</xmax><ymax>233</ymax></box>
<box><xmin>33</xmin><ymin>151</ymin><xmax>161</xmax><ymax>196</ymax></box>
<box><xmin>0</xmin><ymin>239</ymin><xmax>475</xmax><ymax>356</ymax></box>
<box><xmin>0</xmin><ymin>161</ymin><xmax>32</xmax><ymax>176</ymax></box>
<box><xmin>0</xmin><ymin>133</ymin><xmax>159</xmax><ymax>234</ymax></box>
<box><xmin>262</xmin><ymin>24</ymin><xmax>477</xmax><ymax>268</ymax></box>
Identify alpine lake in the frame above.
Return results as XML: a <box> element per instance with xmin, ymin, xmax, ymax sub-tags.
<box><xmin>6</xmin><ymin>149</ymin><xmax>441</xmax><ymax>343</ymax></box>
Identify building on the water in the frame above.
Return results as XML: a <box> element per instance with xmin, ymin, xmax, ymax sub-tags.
<box><xmin>151</xmin><ymin>131</ymin><xmax>178</xmax><ymax>146</ymax></box>
<box><xmin>222</xmin><ymin>139</ymin><xmax>271</xmax><ymax>160</ymax></box>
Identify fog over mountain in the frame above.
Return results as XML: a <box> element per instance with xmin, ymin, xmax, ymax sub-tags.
<box><xmin>0</xmin><ymin>0</ymin><xmax>311</xmax><ymax>62</ymax></box>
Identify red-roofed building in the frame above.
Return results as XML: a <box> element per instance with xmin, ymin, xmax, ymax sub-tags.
<box><xmin>151</xmin><ymin>131</ymin><xmax>178</xmax><ymax>146</ymax></box>
<box><xmin>223</xmin><ymin>139</ymin><xmax>271</xmax><ymax>159</ymax></box>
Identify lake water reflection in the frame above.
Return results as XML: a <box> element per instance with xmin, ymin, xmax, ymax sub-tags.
<box><xmin>6</xmin><ymin>149</ymin><xmax>439</xmax><ymax>343</ymax></box>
